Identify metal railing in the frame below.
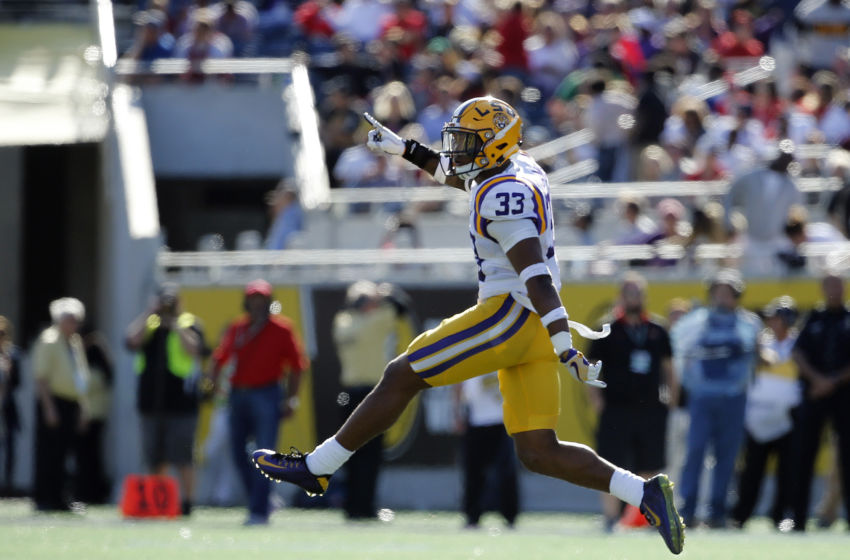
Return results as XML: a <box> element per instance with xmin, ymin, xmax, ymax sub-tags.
<box><xmin>114</xmin><ymin>58</ymin><xmax>295</xmax><ymax>76</ymax></box>
<box><xmin>156</xmin><ymin>241</ymin><xmax>850</xmax><ymax>285</ymax></box>
<box><xmin>322</xmin><ymin>176</ymin><xmax>842</xmax><ymax>205</ymax></box>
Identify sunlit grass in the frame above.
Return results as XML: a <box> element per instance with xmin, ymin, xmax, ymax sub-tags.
<box><xmin>0</xmin><ymin>499</ymin><xmax>846</xmax><ymax>560</ymax></box>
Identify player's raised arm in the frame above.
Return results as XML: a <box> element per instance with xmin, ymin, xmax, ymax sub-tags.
<box><xmin>363</xmin><ymin>113</ymin><xmax>466</xmax><ymax>191</ymax></box>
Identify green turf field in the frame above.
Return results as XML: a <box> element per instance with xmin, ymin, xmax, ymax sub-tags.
<box><xmin>0</xmin><ymin>499</ymin><xmax>846</xmax><ymax>560</ymax></box>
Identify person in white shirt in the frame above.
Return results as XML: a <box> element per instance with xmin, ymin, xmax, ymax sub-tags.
<box><xmin>777</xmin><ymin>204</ymin><xmax>845</xmax><ymax>272</ymax></box>
<box><xmin>455</xmin><ymin>373</ymin><xmax>519</xmax><ymax>528</ymax></box>
<box><xmin>583</xmin><ymin>77</ymin><xmax>637</xmax><ymax>183</ymax></box>
<box><xmin>814</xmin><ymin>75</ymin><xmax>850</xmax><ymax>146</ymax></box>
<box><xmin>731</xmin><ymin>297</ymin><xmax>800</xmax><ymax>529</ymax></box>
<box><xmin>724</xmin><ymin>148</ymin><xmax>803</xmax><ymax>274</ymax></box>
<box><xmin>524</xmin><ymin>11</ymin><xmax>579</xmax><ymax>99</ymax></box>
<box><xmin>794</xmin><ymin>0</ymin><xmax>850</xmax><ymax>71</ymax></box>
<box><xmin>330</xmin><ymin>0</ymin><xmax>393</xmax><ymax>45</ymax></box>
<box><xmin>614</xmin><ymin>193</ymin><xmax>657</xmax><ymax>245</ymax></box>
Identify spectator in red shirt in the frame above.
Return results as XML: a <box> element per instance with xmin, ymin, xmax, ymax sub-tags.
<box><xmin>712</xmin><ymin>10</ymin><xmax>764</xmax><ymax>63</ymax></box>
<box><xmin>293</xmin><ymin>0</ymin><xmax>336</xmax><ymax>40</ymax></box>
<box><xmin>494</xmin><ymin>2</ymin><xmax>529</xmax><ymax>78</ymax></box>
<box><xmin>210</xmin><ymin>279</ymin><xmax>309</xmax><ymax>525</ymax></box>
<box><xmin>379</xmin><ymin>0</ymin><xmax>427</xmax><ymax>62</ymax></box>
<box><xmin>752</xmin><ymin>80</ymin><xmax>785</xmax><ymax>137</ymax></box>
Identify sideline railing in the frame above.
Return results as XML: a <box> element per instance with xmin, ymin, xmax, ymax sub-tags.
<box><xmin>114</xmin><ymin>58</ymin><xmax>295</xmax><ymax>76</ymax></box>
<box><xmin>323</xmin><ymin>176</ymin><xmax>842</xmax><ymax>205</ymax></box>
<box><xmin>157</xmin><ymin>241</ymin><xmax>850</xmax><ymax>285</ymax></box>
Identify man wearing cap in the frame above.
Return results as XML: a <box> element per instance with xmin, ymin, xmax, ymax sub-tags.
<box><xmin>210</xmin><ymin>279</ymin><xmax>309</xmax><ymax>525</ymax></box>
<box><xmin>671</xmin><ymin>269</ymin><xmax>762</xmax><ymax>528</ymax></box>
<box><xmin>126</xmin><ymin>283</ymin><xmax>204</xmax><ymax>516</ymax></box>
<box><xmin>789</xmin><ymin>273</ymin><xmax>850</xmax><ymax>531</ymax></box>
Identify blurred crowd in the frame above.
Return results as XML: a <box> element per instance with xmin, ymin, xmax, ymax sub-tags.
<box><xmin>583</xmin><ymin>269</ymin><xmax>850</xmax><ymax>532</ymax></box>
<box><xmin>120</xmin><ymin>0</ymin><xmax>850</xmax><ymax>272</ymax></box>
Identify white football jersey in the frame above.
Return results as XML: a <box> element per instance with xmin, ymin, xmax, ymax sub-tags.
<box><xmin>467</xmin><ymin>151</ymin><xmax>560</xmax><ymax>311</ymax></box>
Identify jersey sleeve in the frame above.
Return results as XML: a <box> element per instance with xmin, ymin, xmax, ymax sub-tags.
<box><xmin>486</xmin><ymin>219</ymin><xmax>540</xmax><ymax>252</ymax></box>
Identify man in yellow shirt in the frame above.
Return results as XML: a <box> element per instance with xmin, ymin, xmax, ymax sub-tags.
<box><xmin>31</xmin><ymin>297</ymin><xmax>89</xmax><ymax>511</ymax></box>
<box><xmin>332</xmin><ymin>281</ymin><xmax>415</xmax><ymax>519</ymax></box>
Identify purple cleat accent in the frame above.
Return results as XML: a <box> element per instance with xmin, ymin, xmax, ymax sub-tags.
<box><xmin>640</xmin><ymin>474</ymin><xmax>685</xmax><ymax>555</ymax></box>
<box><xmin>251</xmin><ymin>447</ymin><xmax>330</xmax><ymax>497</ymax></box>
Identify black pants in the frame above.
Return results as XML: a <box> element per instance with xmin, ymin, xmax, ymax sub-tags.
<box><xmin>790</xmin><ymin>389</ymin><xmax>850</xmax><ymax>530</ymax></box>
<box><xmin>597</xmin><ymin>404</ymin><xmax>667</xmax><ymax>473</ymax></box>
<box><xmin>731</xmin><ymin>430</ymin><xmax>794</xmax><ymax>526</ymax></box>
<box><xmin>34</xmin><ymin>397</ymin><xmax>80</xmax><ymax>511</ymax></box>
<box><xmin>1</xmin><ymin>423</ymin><xmax>15</xmax><ymax>491</ymax></box>
<box><xmin>75</xmin><ymin>419</ymin><xmax>110</xmax><ymax>504</ymax></box>
<box><xmin>341</xmin><ymin>386</ymin><xmax>383</xmax><ymax>519</ymax></box>
<box><xmin>462</xmin><ymin>424</ymin><xmax>519</xmax><ymax>526</ymax></box>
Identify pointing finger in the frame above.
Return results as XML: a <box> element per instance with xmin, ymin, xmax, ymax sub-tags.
<box><xmin>363</xmin><ymin>112</ymin><xmax>382</xmax><ymax>128</ymax></box>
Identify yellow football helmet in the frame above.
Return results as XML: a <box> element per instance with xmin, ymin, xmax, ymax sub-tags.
<box><xmin>441</xmin><ymin>96</ymin><xmax>522</xmax><ymax>180</ymax></box>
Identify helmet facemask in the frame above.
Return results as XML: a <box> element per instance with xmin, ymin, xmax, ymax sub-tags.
<box><xmin>441</xmin><ymin>125</ymin><xmax>489</xmax><ymax>180</ymax></box>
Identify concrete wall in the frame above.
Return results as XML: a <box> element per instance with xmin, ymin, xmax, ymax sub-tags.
<box><xmin>141</xmin><ymin>83</ymin><xmax>295</xmax><ymax>178</ymax></box>
<box><xmin>99</xmin><ymin>85</ymin><xmax>162</xmax><ymax>491</ymax></box>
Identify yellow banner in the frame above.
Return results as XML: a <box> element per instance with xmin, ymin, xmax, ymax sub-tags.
<box><xmin>179</xmin><ymin>286</ymin><xmax>316</xmax><ymax>458</ymax></box>
<box><xmin>181</xmin><ymin>277</ymin><xmax>834</xmax><ymax>473</ymax></box>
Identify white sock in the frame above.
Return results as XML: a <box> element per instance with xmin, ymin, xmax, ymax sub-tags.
<box><xmin>609</xmin><ymin>468</ymin><xmax>645</xmax><ymax>507</ymax></box>
<box><xmin>305</xmin><ymin>437</ymin><xmax>354</xmax><ymax>476</ymax></box>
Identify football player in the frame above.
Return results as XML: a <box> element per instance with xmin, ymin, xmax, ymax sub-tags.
<box><xmin>253</xmin><ymin>97</ymin><xmax>684</xmax><ymax>554</ymax></box>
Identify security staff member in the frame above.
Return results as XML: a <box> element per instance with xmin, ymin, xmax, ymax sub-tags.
<box><xmin>587</xmin><ymin>272</ymin><xmax>677</xmax><ymax>531</ymax></box>
<box><xmin>790</xmin><ymin>273</ymin><xmax>850</xmax><ymax>531</ymax></box>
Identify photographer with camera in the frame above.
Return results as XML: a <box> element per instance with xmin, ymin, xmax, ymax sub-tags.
<box><xmin>126</xmin><ymin>283</ymin><xmax>204</xmax><ymax>516</ymax></box>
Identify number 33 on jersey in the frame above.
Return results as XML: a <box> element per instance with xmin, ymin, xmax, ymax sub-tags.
<box><xmin>469</xmin><ymin>151</ymin><xmax>560</xmax><ymax>312</ymax></box>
